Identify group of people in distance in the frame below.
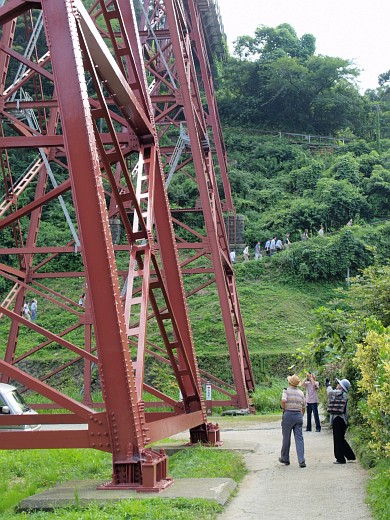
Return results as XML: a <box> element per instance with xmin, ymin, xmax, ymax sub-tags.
<box><xmin>22</xmin><ymin>299</ymin><xmax>37</xmax><ymax>321</ymax></box>
<box><xmin>231</xmin><ymin>233</ymin><xmax>292</xmax><ymax>263</ymax></box>
<box><xmin>232</xmin><ymin>220</ymin><xmax>354</xmax><ymax>263</ymax></box>
<box><xmin>279</xmin><ymin>372</ymin><xmax>356</xmax><ymax>468</ymax></box>
<box><xmin>21</xmin><ymin>291</ymin><xmax>85</xmax><ymax>323</ymax></box>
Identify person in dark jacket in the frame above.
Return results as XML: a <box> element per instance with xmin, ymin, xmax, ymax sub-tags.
<box><xmin>326</xmin><ymin>378</ymin><xmax>356</xmax><ymax>464</ymax></box>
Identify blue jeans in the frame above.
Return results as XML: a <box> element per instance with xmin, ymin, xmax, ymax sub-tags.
<box><xmin>306</xmin><ymin>402</ymin><xmax>321</xmax><ymax>431</ymax></box>
<box><xmin>280</xmin><ymin>410</ymin><xmax>305</xmax><ymax>464</ymax></box>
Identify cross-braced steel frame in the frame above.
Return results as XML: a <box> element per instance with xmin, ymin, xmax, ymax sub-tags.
<box><xmin>134</xmin><ymin>0</ymin><xmax>255</xmax><ymax>407</ymax></box>
<box><xmin>0</xmin><ymin>0</ymin><xmax>254</xmax><ymax>491</ymax></box>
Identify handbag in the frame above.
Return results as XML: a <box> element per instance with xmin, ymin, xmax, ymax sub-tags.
<box><xmin>327</xmin><ymin>393</ymin><xmax>347</xmax><ymax>414</ymax></box>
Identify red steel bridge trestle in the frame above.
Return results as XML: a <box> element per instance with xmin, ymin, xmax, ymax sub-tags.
<box><xmin>0</xmin><ymin>0</ymin><xmax>255</xmax><ymax>491</ymax></box>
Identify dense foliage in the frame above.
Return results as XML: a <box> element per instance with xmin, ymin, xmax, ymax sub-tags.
<box><xmin>222</xmin><ymin>130</ymin><xmax>390</xmax><ymax>252</ymax></box>
<box><xmin>293</xmin><ymin>265</ymin><xmax>390</xmax><ymax>518</ymax></box>
<box><xmin>216</xmin><ymin>23</ymin><xmax>390</xmax><ymax>141</ymax></box>
<box><xmin>297</xmin><ymin>265</ymin><xmax>390</xmax><ymax>460</ymax></box>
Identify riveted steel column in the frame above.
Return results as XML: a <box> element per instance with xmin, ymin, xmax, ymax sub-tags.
<box><xmin>41</xmin><ymin>0</ymin><xmax>145</xmax><ymax>473</ymax></box>
<box><xmin>162</xmin><ymin>0</ymin><xmax>251</xmax><ymax>407</ymax></box>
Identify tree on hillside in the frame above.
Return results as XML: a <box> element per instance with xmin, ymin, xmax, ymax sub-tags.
<box><xmin>234</xmin><ymin>24</ymin><xmax>315</xmax><ymax>61</ymax></box>
<box><xmin>217</xmin><ymin>24</ymin><xmax>362</xmax><ymax>134</ymax></box>
<box><xmin>314</xmin><ymin>178</ymin><xmax>367</xmax><ymax>228</ymax></box>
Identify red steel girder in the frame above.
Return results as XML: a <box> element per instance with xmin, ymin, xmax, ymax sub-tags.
<box><xmin>92</xmin><ymin>0</ymin><xmax>254</xmax><ymax>410</ymax></box>
<box><xmin>0</xmin><ymin>0</ymin><xmax>215</xmax><ymax>492</ymax></box>
<box><xmin>137</xmin><ymin>0</ymin><xmax>255</xmax><ymax>408</ymax></box>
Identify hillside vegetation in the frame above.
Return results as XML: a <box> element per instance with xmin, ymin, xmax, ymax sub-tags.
<box><xmin>212</xmin><ymin>23</ymin><xmax>390</xmax><ymax>519</ymax></box>
<box><xmin>0</xmin><ymin>15</ymin><xmax>389</xmax><ymax>520</ymax></box>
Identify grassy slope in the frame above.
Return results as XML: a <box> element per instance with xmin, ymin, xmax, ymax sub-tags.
<box><xmin>239</xmin><ymin>277</ymin><xmax>338</xmax><ymax>353</ymax></box>
<box><xmin>0</xmin><ymin>271</ymin><xmax>338</xmax><ymax>362</ymax></box>
<box><xmin>188</xmin><ymin>268</ymin><xmax>339</xmax><ymax>356</ymax></box>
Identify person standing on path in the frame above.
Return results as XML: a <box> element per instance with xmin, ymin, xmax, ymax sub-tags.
<box><xmin>254</xmin><ymin>242</ymin><xmax>261</xmax><ymax>260</ymax></box>
<box><xmin>269</xmin><ymin>236</ymin><xmax>276</xmax><ymax>255</ymax></box>
<box><xmin>279</xmin><ymin>374</ymin><xmax>306</xmax><ymax>467</ymax></box>
<box><xmin>23</xmin><ymin>301</ymin><xmax>31</xmax><ymax>321</ymax></box>
<box><xmin>302</xmin><ymin>372</ymin><xmax>321</xmax><ymax>432</ymax></box>
<box><xmin>243</xmin><ymin>245</ymin><xmax>249</xmax><ymax>261</ymax></box>
<box><xmin>326</xmin><ymin>377</ymin><xmax>356</xmax><ymax>464</ymax></box>
<box><xmin>30</xmin><ymin>299</ymin><xmax>37</xmax><ymax>321</ymax></box>
<box><xmin>301</xmin><ymin>229</ymin><xmax>309</xmax><ymax>241</ymax></box>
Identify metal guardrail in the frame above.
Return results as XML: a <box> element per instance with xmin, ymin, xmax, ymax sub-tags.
<box><xmin>198</xmin><ymin>0</ymin><xmax>226</xmax><ymax>58</ymax></box>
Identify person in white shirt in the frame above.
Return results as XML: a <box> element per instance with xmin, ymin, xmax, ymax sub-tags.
<box><xmin>23</xmin><ymin>302</ymin><xmax>31</xmax><ymax>321</ymax></box>
<box><xmin>254</xmin><ymin>242</ymin><xmax>261</xmax><ymax>259</ymax></box>
<box><xmin>243</xmin><ymin>246</ymin><xmax>249</xmax><ymax>261</ymax></box>
<box><xmin>270</xmin><ymin>237</ymin><xmax>276</xmax><ymax>255</ymax></box>
<box><xmin>230</xmin><ymin>250</ymin><xmax>236</xmax><ymax>263</ymax></box>
<box><xmin>30</xmin><ymin>299</ymin><xmax>37</xmax><ymax>321</ymax></box>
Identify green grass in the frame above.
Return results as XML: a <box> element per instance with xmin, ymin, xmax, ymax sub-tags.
<box><xmin>0</xmin><ymin>449</ymin><xmax>112</xmax><ymax>514</ymax></box>
<box><xmin>186</xmin><ymin>275</ymin><xmax>338</xmax><ymax>356</ymax></box>
<box><xmin>0</xmin><ymin>444</ymin><xmax>245</xmax><ymax>519</ymax></box>
<box><xmin>5</xmin><ymin>498</ymin><xmax>223</xmax><ymax>519</ymax></box>
<box><xmin>237</xmin><ymin>277</ymin><xmax>338</xmax><ymax>354</ymax></box>
<box><xmin>251</xmin><ymin>379</ymin><xmax>286</xmax><ymax>413</ymax></box>
<box><xmin>169</xmin><ymin>444</ymin><xmax>246</xmax><ymax>481</ymax></box>
<box><xmin>366</xmin><ymin>459</ymin><xmax>390</xmax><ymax>520</ymax></box>
<box><xmin>0</xmin><ymin>267</ymin><xmax>338</xmax><ymax>364</ymax></box>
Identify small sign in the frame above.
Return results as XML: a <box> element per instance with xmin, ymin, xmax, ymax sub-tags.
<box><xmin>205</xmin><ymin>382</ymin><xmax>212</xmax><ymax>401</ymax></box>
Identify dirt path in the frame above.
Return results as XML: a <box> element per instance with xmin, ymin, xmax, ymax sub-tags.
<box><xmin>217</xmin><ymin>420</ymin><xmax>372</xmax><ymax>519</ymax></box>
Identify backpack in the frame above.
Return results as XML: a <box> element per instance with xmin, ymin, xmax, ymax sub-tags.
<box><xmin>327</xmin><ymin>393</ymin><xmax>347</xmax><ymax>414</ymax></box>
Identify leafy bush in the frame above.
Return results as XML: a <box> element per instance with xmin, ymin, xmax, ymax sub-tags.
<box><xmin>366</xmin><ymin>459</ymin><xmax>390</xmax><ymax>520</ymax></box>
<box><xmin>354</xmin><ymin>331</ymin><xmax>390</xmax><ymax>456</ymax></box>
<box><xmin>269</xmin><ymin>229</ymin><xmax>373</xmax><ymax>281</ymax></box>
<box><xmin>297</xmin><ymin>264</ymin><xmax>390</xmax><ymax>456</ymax></box>
<box><xmin>251</xmin><ymin>380</ymin><xmax>285</xmax><ymax>413</ymax></box>
<box><xmin>346</xmin><ymin>264</ymin><xmax>390</xmax><ymax>326</ymax></box>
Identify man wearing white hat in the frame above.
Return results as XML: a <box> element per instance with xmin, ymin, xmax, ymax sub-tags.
<box><xmin>279</xmin><ymin>374</ymin><xmax>306</xmax><ymax>468</ymax></box>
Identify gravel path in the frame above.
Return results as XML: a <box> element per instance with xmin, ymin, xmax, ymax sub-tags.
<box><xmin>218</xmin><ymin>421</ymin><xmax>372</xmax><ymax>519</ymax></box>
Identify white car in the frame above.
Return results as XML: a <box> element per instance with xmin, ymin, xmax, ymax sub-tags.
<box><xmin>0</xmin><ymin>383</ymin><xmax>41</xmax><ymax>431</ymax></box>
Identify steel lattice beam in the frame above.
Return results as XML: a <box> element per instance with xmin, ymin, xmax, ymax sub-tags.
<box><xmin>0</xmin><ymin>0</ymin><xmax>254</xmax><ymax>491</ymax></box>
<box><xmin>133</xmin><ymin>0</ymin><xmax>255</xmax><ymax>409</ymax></box>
